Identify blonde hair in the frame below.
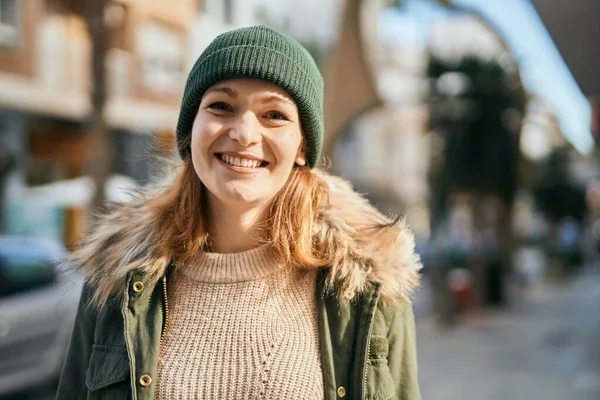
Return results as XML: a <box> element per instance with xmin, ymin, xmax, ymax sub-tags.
<box><xmin>147</xmin><ymin>159</ymin><xmax>329</xmax><ymax>268</ymax></box>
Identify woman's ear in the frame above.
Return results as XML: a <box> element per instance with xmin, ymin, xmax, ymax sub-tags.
<box><xmin>295</xmin><ymin>150</ymin><xmax>306</xmax><ymax>166</ymax></box>
<box><xmin>295</xmin><ymin>142</ymin><xmax>307</xmax><ymax>166</ymax></box>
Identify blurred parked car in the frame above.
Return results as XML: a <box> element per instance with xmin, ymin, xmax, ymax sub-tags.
<box><xmin>0</xmin><ymin>236</ymin><xmax>82</xmax><ymax>396</ymax></box>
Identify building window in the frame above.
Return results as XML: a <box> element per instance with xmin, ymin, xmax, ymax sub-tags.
<box><xmin>0</xmin><ymin>0</ymin><xmax>20</xmax><ymax>48</ymax></box>
<box><xmin>137</xmin><ymin>22</ymin><xmax>184</xmax><ymax>96</ymax></box>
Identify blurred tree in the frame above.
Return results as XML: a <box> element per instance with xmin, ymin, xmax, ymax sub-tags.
<box><xmin>428</xmin><ymin>55</ymin><xmax>525</xmax><ymax>202</ymax></box>
<box><xmin>533</xmin><ymin>149</ymin><xmax>587</xmax><ymax>274</ymax></box>
<box><xmin>427</xmin><ymin>54</ymin><xmax>527</xmax><ymax>309</ymax></box>
<box><xmin>83</xmin><ymin>0</ymin><xmax>111</xmax><ymax>216</ymax></box>
<box><xmin>534</xmin><ymin>149</ymin><xmax>586</xmax><ymax>223</ymax></box>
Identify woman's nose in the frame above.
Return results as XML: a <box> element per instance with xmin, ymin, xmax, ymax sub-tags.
<box><xmin>228</xmin><ymin>112</ymin><xmax>261</xmax><ymax>146</ymax></box>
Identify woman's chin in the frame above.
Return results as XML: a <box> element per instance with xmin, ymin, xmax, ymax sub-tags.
<box><xmin>211</xmin><ymin>183</ymin><xmax>271</xmax><ymax>208</ymax></box>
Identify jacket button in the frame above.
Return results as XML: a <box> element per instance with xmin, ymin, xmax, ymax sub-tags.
<box><xmin>337</xmin><ymin>386</ymin><xmax>346</xmax><ymax>398</ymax></box>
<box><xmin>139</xmin><ymin>374</ymin><xmax>152</xmax><ymax>387</ymax></box>
<box><xmin>132</xmin><ymin>281</ymin><xmax>145</xmax><ymax>293</ymax></box>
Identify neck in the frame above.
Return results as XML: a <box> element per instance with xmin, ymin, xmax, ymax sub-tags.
<box><xmin>207</xmin><ymin>199</ymin><xmax>270</xmax><ymax>253</ymax></box>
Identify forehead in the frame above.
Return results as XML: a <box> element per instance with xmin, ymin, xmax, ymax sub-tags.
<box><xmin>205</xmin><ymin>79</ymin><xmax>296</xmax><ymax>105</ymax></box>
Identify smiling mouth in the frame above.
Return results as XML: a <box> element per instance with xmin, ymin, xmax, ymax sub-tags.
<box><xmin>215</xmin><ymin>153</ymin><xmax>269</xmax><ymax>169</ymax></box>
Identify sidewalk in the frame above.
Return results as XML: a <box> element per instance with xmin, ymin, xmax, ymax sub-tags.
<box><xmin>416</xmin><ymin>268</ymin><xmax>600</xmax><ymax>400</ymax></box>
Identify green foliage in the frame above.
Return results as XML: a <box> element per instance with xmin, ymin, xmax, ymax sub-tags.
<box><xmin>427</xmin><ymin>54</ymin><xmax>527</xmax><ymax>204</ymax></box>
<box><xmin>534</xmin><ymin>149</ymin><xmax>586</xmax><ymax>222</ymax></box>
<box><xmin>428</xmin><ymin>55</ymin><xmax>526</xmax><ymax>125</ymax></box>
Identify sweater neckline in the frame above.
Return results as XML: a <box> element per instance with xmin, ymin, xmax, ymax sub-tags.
<box><xmin>179</xmin><ymin>244</ymin><xmax>283</xmax><ymax>283</ymax></box>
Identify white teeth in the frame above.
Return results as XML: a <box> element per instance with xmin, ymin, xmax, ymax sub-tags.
<box><xmin>219</xmin><ymin>154</ymin><xmax>262</xmax><ymax>168</ymax></box>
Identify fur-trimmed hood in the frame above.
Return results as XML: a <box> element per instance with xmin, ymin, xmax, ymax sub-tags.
<box><xmin>69</xmin><ymin>169</ymin><xmax>421</xmax><ymax>306</ymax></box>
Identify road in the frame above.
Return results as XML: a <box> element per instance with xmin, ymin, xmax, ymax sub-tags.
<box><xmin>417</xmin><ymin>267</ymin><xmax>600</xmax><ymax>400</ymax></box>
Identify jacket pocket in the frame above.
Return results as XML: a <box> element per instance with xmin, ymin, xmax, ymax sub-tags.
<box><xmin>85</xmin><ymin>344</ymin><xmax>131</xmax><ymax>400</ymax></box>
<box><xmin>365</xmin><ymin>336</ymin><xmax>396</xmax><ymax>400</ymax></box>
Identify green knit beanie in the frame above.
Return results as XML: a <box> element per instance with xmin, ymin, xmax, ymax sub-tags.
<box><xmin>176</xmin><ymin>25</ymin><xmax>324</xmax><ymax>168</ymax></box>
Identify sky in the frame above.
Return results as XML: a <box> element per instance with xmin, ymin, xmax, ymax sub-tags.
<box><xmin>379</xmin><ymin>0</ymin><xmax>593</xmax><ymax>154</ymax></box>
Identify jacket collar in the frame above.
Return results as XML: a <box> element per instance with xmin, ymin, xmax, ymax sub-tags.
<box><xmin>68</xmin><ymin>169</ymin><xmax>421</xmax><ymax>307</ymax></box>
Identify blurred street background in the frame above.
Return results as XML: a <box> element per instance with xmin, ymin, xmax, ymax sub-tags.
<box><xmin>1</xmin><ymin>0</ymin><xmax>600</xmax><ymax>399</ymax></box>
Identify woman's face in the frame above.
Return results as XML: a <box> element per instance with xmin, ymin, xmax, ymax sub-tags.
<box><xmin>191</xmin><ymin>79</ymin><xmax>305</xmax><ymax>211</ymax></box>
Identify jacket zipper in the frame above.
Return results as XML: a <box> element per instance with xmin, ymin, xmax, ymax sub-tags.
<box><xmin>160</xmin><ymin>275</ymin><xmax>169</xmax><ymax>344</ymax></box>
<box><xmin>361</xmin><ymin>289</ymin><xmax>379</xmax><ymax>400</ymax></box>
<box><xmin>362</xmin><ymin>316</ymin><xmax>374</xmax><ymax>399</ymax></box>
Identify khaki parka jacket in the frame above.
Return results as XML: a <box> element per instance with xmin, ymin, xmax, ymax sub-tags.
<box><xmin>55</xmin><ymin>170</ymin><xmax>422</xmax><ymax>400</ymax></box>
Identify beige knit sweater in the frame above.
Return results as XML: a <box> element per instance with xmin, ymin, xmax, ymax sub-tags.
<box><xmin>154</xmin><ymin>245</ymin><xmax>324</xmax><ymax>400</ymax></box>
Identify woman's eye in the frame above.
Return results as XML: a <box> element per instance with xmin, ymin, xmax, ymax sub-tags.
<box><xmin>265</xmin><ymin>111</ymin><xmax>287</xmax><ymax>121</ymax></box>
<box><xmin>208</xmin><ymin>102</ymin><xmax>232</xmax><ymax>112</ymax></box>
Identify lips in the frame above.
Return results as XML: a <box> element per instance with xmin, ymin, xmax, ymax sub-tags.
<box><xmin>215</xmin><ymin>153</ymin><xmax>268</xmax><ymax>169</ymax></box>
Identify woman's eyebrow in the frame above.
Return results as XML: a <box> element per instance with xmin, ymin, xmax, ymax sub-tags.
<box><xmin>205</xmin><ymin>86</ymin><xmax>238</xmax><ymax>98</ymax></box>
<box><xmin>260</xmin><ymin>95</ymin><xmax>296</xmax><ymax>108</ymax></box>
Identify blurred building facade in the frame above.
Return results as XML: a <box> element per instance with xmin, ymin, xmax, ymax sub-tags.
<box><xmin>0</xmin><ymin>0</ymin><xmax>212</xmax><ymax>246</ymax></box>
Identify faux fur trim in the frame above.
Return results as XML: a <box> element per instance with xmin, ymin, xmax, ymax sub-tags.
<box><xmin>68</xmin><ymin>169</ymin><xmax>421</xmax><ymax>306</ymax></box>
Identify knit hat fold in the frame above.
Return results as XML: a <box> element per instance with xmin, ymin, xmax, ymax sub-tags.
<box><xmin>177</xmin><ymin>25</ymin><xmax>324</xmax><ymax>168</ymax></box>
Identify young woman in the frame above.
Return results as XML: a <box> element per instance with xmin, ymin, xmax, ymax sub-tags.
<box><xmin>57</xmin><ymin>25</ymin><xmax>422</xmax><ymax>400</ymax></box>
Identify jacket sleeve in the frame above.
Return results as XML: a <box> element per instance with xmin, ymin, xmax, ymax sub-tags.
<box><xmin>56</xmin><ymin>284</ymin><xmax>96</xmax><ymax>399</ymax></box>
<box><xmin>387</xmin><ymin>301</ymin><xmax>421</xmax><ymax>400</ymax></box>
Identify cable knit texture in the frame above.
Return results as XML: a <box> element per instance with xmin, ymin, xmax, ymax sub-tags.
<box><xmin>154</xmin><ymin>245</ymin><xmax>324</xmax><ymax>400</ymax></box>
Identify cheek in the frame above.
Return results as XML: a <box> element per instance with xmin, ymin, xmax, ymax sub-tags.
<box><xmin>268</xmin><ymin>130</ymin><xmax>303</xmax><ymax>166</ymax></box>
<box><xmin>190</xmin><ymin>117</ymin><xmax>220</xmax><ymax>158</ymax></box>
